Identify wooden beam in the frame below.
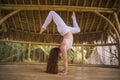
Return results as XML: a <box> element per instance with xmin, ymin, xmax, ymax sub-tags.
<box><xmin>28</xmin><ymin>42</ymin><xmax>31</xmax><ymax>62</ymax></box>
<box><xmin>75</xmin><ymin>0</ymin><xmax>78</xmax><ymax>6</ymax></box>
<box><xmin>117</xmin><ymin>43</ymin><xmax>120</xmax><ymax>68</ymax></box>
<box><xmin>104</xmin><ymin>0</ymin><xmax>117</xmax><ymax>31</ymax></box>
<box><xmin>84</xmin><ymin>13</ymin><xmax>89</xmax><ymax>32</ymax></box>
<box><xmin>80</xmin><ymin>0</ymin><xmax>86</xmax><ymax>32</ymax></box>
<box><xmin>25</xmin><ymin>11</ymin><xmax>30</xmax><ymax>32</ymax></box>
<box><xmin>32</xmin><ymin>11</ymin><xmax>36</xmax><ymax>33</ymax></box>
<box><xmin>52</xmin><ymin>0</ymin><xmax>56</xmax><ymax>34</ymax></box>
<box><xmin>66</xmin><ymin>0</ymin><xmax>70</xmax><ymax>25</ymax></box>
<box><xmin>96</xmin><ymin>0</ymin><xmax>110</xmax><ymax>31</ymax></box>
<box><xmin>0</xmin><ymin>39</ymin><xmax>117</xmax><ymax>46</ymax></box>
<box><xmin>14</xmin><ymin>0</ymin><xmax>24</xmax><ymax>31</ymax></box>
<box><xmin>17</xmin><ymin>12</ymin><xmax>24</xmax><ymax>31</ymax></box>
<box><xmin>0</xmin><ymin>4</ymin><xmax>116</xmax><ymax>13</ymax></box>
<box><xmin>0</xmin><ymin>9</ymin><xmax>22</xmax><ymax>25</ymax></box>
<box><xmin>108</xmin><ymin>30</ymin><xmax>118</xmax><ymax>42</ymax></box>
<box><xmin>95</xmin><ymin>12</ymin><xmax>120</xmax><ymax>42</ymax></box>
<box><xmin>89</xmin><ymin>0</ymin><xmax>102</xmax><ymax>32</ymax></box>
<box><xmin>84</xmin><ymin>0</ymin><xmax>95</xmax><ymax>32</ymax></box>
<box><xmin>9</xmin><ymin>28</ymin><xmax>108</xmax><ymax>35</ymax></box>
<box><xmin>113</xmin><ymin>12</ymin><xmax>120</xmax><ymax>35</ymax></box>
<box><xmin>11</xmin><ymin>16</ymin><xmax>17</xmax><ymax>29</ymax></box>
<box><xmin>23</xmin><ymin>0</ymin><xmax>30</xmax><ymax>32</ymax></box>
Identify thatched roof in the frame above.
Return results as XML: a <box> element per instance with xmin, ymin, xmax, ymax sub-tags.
<box><xmin>0</xmin><ymin>0</ymin><xmax>120</xmax><ymax>44</ymax></box>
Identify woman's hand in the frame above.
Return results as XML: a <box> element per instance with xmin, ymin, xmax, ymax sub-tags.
<box><xmin>58</xmin><ymin>72</ymin><xmax>67</xmax><ymax>75</ymax></box>
<box><xmin>58</xmin><ymin>70</ymin><xmax>67</xmax><ymax>75</ymax></box>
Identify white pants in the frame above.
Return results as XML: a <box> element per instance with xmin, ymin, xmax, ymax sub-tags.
<box><xmin>42</xmin><ymin>11</ymin><xmax>80</xmax><ymax>36</ymax></box>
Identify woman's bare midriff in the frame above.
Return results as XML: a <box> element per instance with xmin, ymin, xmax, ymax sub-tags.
<box><xmin>63</xmin><ymin>32</ymin><xmax>73</xmax><ymax>41</ymax></box>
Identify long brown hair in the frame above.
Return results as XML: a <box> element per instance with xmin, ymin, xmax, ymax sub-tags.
<box><xmin>46</xmin><ymin>47</ymin><xmax>60</xmax><ymax>74</ymax></box>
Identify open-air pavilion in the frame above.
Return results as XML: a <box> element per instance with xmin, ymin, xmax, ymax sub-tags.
<box><xmin>0</xmin><ymin>0</ymin><xmax>120</xmax><ymax>80</ymax></box>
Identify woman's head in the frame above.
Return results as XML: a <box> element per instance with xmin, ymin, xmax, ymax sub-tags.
<box><xmin>46</xmin><ymin>47</ymin><xmax>61</xmax><ymax>74</ymax></box>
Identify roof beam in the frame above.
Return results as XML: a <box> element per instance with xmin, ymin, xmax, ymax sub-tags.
<box><xmin>0</xmin><ymin>4</ymin><xmax>116</xmax><ymax>13</ymax></box>
<box><xmin>89</xmin><ymin>0</ymin><xmax>102</xmax><ymax>32</ymax></box>
<box><xmin>95</xmin><ymin>12</ymin><xmax>120</xmax><ymax>42</ymax></box>
<box><xmin>85</xmin><ymin>0</ymin><xmax>95</xmax><ymax>32</ymax></box>
<box><xmin>80</xmin><ymin>0</ymin><xmax>86</xmax><ymax>32</ymax></box>
<box><xmin>104</xmin><ymin>0</ymin><xmax>117</xmax><ymax>30</ymax></box>
<box><xmin>0</xmin><ymin>9</ymin><xmax>22</xmax><ymax>25</ymax></box>
<box><xmin>30</xmin><ymin>0</ymin><xmax>36</xmax><ymax>33</ymax></box>
<box><xmin>0</xmin><ymin>39</ymin><xmax>117</xmax><ymax>46</ymax></box>
<box><xmin>96</xmin><ymin>0</ymin><xmax>109</xmax><ymax>31</ymax></box>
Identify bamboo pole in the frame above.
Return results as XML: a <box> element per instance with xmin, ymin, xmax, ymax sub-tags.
<box><xmin>0</xmin><ymin>9</ymin><xmax>22</xmax><ymax>25</ymax></box>
<box><xmin>103</xmin><ymin>0</ymin><xmax>117</xmax><ymax>31</ymax></box>
<box><xmin>28</xmin><ymin>42</ymin><xmax>31</xmax><ymax>62</ymax></box>
<box><xmin>92</xmin><ymin>0</ymin><xmax>102</xmax><ymax>32</ymax></box>
<box><xmin>113</xmin><ymin>12</ymin><xmax>120</xmax><ymax>36</ymax></box>
<box><xmin>89</xmin><ymin>0</ymin><xmax>103</xmax><ymax>32</ymax></box>
<box><xmin>117</xmin><ymin>43</ymin><xmax>120</xmax><ymax>68</ymax></box>
<box><xmin>0</xmin><ymin>39</ymin><xmax>117</xmax><ymax>46</ymax></box>
<box><xmin>0</xmin><ymin>4</ymin><xmax>115</xmax><ymax>13</ymax></box>
<box><xmin>108</xmin><ymin>30</ymin><xmax>118</xmax><ymax>42</ymax></box>
<box><xmin>95</xmin><ymin>12</ymin><xmax>120</xmax><ymax>42</ymax></box>
<box><xmin>81</xmin><ymin>46</ymin><xmax>84</xmax><ymax>64</ymax></box>
<box><xmin>113</xmin><ymin>12</ymin><xmax>120</xmax><ymax>68</ymax></box>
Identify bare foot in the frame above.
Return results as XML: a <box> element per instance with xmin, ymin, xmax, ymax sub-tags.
<box><xmin>40</xmin><ymin>27</ymin><xmax>45</xmax><ymax>34</ymax></box>
<box><xmin>71</xmin><ymin>12</ymin><xmax>75</xmax><ymax>19</ymax></box>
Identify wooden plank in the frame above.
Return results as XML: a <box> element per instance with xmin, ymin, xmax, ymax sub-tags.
<box><xmin>0</xmin><ymin>65</ymin><xmax>120</xmax><ymax>80</ymax></box>
<box><xmin>0</xmin><ymin>4</ymin><xmax>116</xmax><ymax>13</ymax></box>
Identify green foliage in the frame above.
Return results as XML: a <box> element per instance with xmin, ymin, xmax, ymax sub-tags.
<box><xmin>0</xmin><ymin>42</ymin><xmax>89</xmax><ymax>64</ymax></box>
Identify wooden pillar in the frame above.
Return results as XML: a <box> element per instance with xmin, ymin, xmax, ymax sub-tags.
<box><xmin>113</xmin><ymin>12</ymin><xmax>120</xmax><ymax>68</ymax></box>
<box><xmin>117</xmin><ymin>43</ymin><xmax>120</xmax><ymax>68</ymax></box>
<box><xmin>113</xmin><ymin>12</ymin><xmax>120</xmax><ymax>35</ymax></box>
<box><xmin>81</xmin><ymin>46</ymin><xmax>84</xmax><ymax>64</ymax></box>
<box><xmin>28</xmin><ymin>42</ymin><xmax>31</xmax><ymax>62</ymax></box>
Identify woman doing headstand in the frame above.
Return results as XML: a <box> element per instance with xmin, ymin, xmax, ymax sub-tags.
<box><xmin>40</xmin><ymin>11</ymin><xmax>80</xmax><ymax>74</ymax></box>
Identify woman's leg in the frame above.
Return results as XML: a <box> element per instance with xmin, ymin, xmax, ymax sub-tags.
<box><xmin>68</xmin><ymin>12</ymin><xmax>80</xmax><ymax>34</ymax></box>
<box><xmin>42</xmin><ymin>11</ymin><xmax>66</xmax><ymax>29</ymax></box>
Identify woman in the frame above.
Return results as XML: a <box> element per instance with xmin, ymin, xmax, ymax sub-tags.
<box><xmin>40</xmin><ymin>11</ymin><xmax>80</xmax><ymax>74</ymax></box>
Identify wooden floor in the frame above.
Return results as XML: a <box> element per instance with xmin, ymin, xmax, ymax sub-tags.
<box><xmin>0</xmin><ymin>64</ymin><xmax>120</xmax><ymax>80</ymax></box>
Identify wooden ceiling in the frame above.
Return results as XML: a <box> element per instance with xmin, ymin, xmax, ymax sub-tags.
<box><xmin>0</xmin><ymin>0</ymin><xmax>120</xmax><ymax>44</ymax></box>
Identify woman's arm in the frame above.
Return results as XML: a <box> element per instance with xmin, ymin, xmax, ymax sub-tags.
<box><xmin>60</xmin><ymin>42</ymin><xmax>68</xmax><ymax>74</ymax></box>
